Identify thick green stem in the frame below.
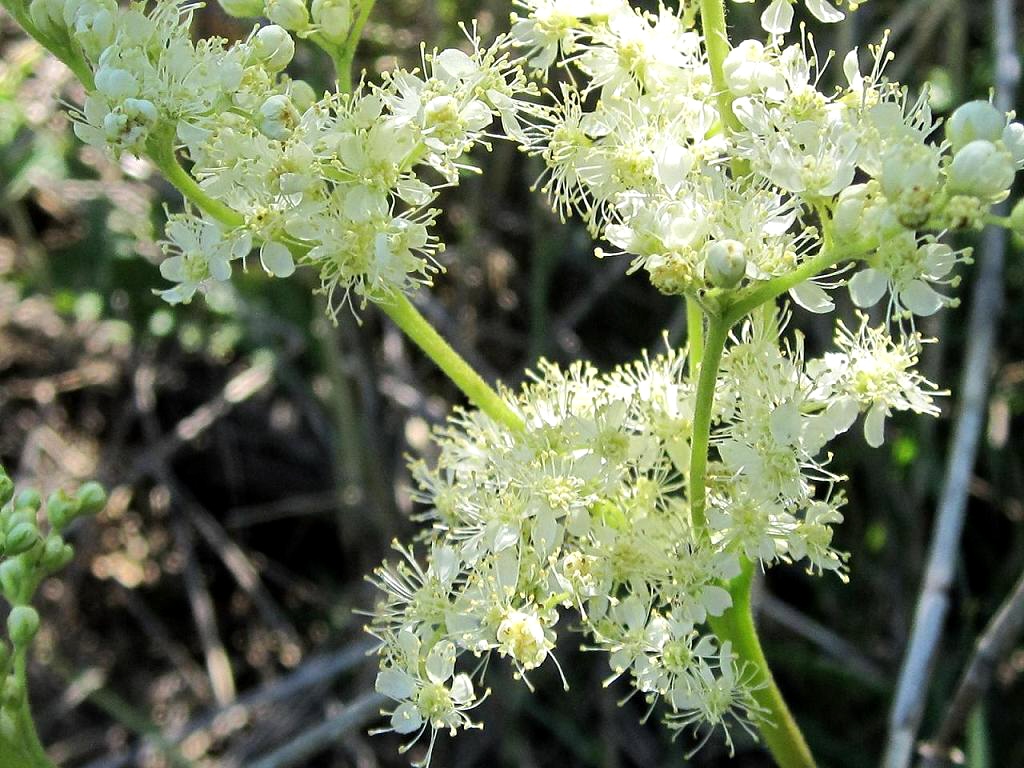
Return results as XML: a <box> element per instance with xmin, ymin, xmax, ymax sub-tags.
<box><xmin>376</xmin><ymin>292</ymin><xmax>524</xmax><ymax>432</ymax></box>
<box><xmin>688</xmin><ymin>307</ymin><xmax>820</xmax><ymax>767</ymax></box>
<box><xmin>710</xmin><ymin>562</ymin><xmax>816</xmax><ymax>768</ymax></box>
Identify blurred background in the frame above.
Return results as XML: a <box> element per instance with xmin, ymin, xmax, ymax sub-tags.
<box><xmin>0</xmin><ymin>0</ymin><xmax>1022</xmax><ymax>765</ymax></box>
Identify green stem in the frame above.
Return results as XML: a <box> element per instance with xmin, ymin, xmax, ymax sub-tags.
<box><xmin>724</xmin><ymin>245</ymin><xmax>846</xmax><ymax>327</ymax></box>
<box><xmin>686</xmin><ymin>294</ymin><xmax>704</xmax><ymax>376</ymax></box>
<box><xmin>697</xmin><ymin>0</ymin><xmax>750</xmax><ymax>177</ymax></box>
<box><xmin>687</xmin><ymin>312</ymin><xmax>727</xmax><ymax>533</ymax></box>
<box><xmin>335</xmin><ymin>0</ymin><xmax>378</xmax><ymax>93</ymax></box>
<box><xmin>710</xmin><ymin>561</ymin><xmax>816</xmax><ymax>768</ymax></box>
<box><xmin>687</xmin><ymin>306</ymin><xmax>819</xmax><ymax>766</ymax></box>
<box><xmin>376</xmin><ymin>292</ymin><xmax>524</xmax><ymax>432</ymax></box>
<box><xmin>145</xmin><ymin>131</ymin><xmax>244</xmax><ymax>229</ymax></box>
<box><xmin>698</xmin><ymin>0</ymin><xmax>741</xmax><ymax>134</ymax></box>
<box><xmin>4</xmin><ymin>652</ymin><xmax>56</xmax><ymax>768</ymax></box>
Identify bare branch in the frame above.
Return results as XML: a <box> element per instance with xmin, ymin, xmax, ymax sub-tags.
<box><xmin>923</xmin><ymin>566</ymin><xmax>1024</xmax><ymax>764</ymax></box>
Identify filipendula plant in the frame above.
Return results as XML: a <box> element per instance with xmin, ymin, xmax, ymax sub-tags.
<box><xmin>2</xmin><ymin>0</ymin><xmax>1023</xmax><ymax>764</ymax></box>
<box><xmin>0</xmin><ymin>464</ymin><xmax>106</xmax><ymax>768</ymax></box>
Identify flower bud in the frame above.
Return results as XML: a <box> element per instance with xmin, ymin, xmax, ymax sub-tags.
<box><xmin>14</xmin><ymin>490</ymin><xmax>40</xmax><ymax>512</ymax></box>
<box><xmin>76</xmin><ymin>482</ymin><xmax>107</xmax><ymax>516</ymax></box>
<box><xmin>947</xmin><ymin>139</ymin><xmax>1016</xmax><ymax>199</ymax></box>
<box><xmin>41</xmin><ymin>536</ymin><xmax>74</xmax><ymax>573</ymax></box>
<box><xmin>0</xmin><ymin>560</ymin><xmax>25</xmax><ymax>603</ymax></box>
<box><xmin>28</xmin><ymin>0</ymin><xmax>66</xmax><ymax>40</ymax></box>
<box><xmin>217</xmin><ymin>0</ymin><xmax>264</xmax><ymax>17</ymax></box>
<box><xmin>946</xmin><ymin>100</ymin><xmax>1006</xmax><ymax>152</ymax></box>
<box><xmin>46</xmin><ymin>491</ymin><xmax>78</xmax><ymax>531</ymax></box>
<box><xmin>1</xmin><ymin>678</ymin><xmax>22</xmax><ymax>712</ymax></box>
<box><xmin>4</xmin><ymin>523</ymin><xmax>38</xmax><ymax>557</ymax></box>
<box><xmin>94</xmin><ymin>66</ymin><xmax>140</xmax><ymax>99</ymax></box>
<box><xmin>7</xmin><ymin>607</ymin><xmax>40</xmax><ymax>648</ymax></box>
<box><xmin>265</xmin><ymin>0</ymin><xmax>309</xmax><ymax>31</ymax></box>
<box><xmin>0</xmin><ymin>471</ymin><xmax>13</xmax><ymax>507</ymax></box>
<box><xmin>832</xmin><ymin>183</ymin><xmax>873</xmax><ymax>240</ymax></box>
<box><xmin>258</xmin><ymin>94</ymin><xmax>300</xmax><ymax>140</ymax></box>
<box><xmin>71</xmin><ymin>2</ymin><xmax>117</xmax><ymax>60</ymax></box>
<box><xmin>290</xmin><ymin>80</ymin><xmax>317</xmax><ymax>112</ymax></box>
<box><xmin>706</xmin><ymin>239</ymin><xmax>747</xmax><ymax>288</ymax></box>
<box><xmin>880</xmin><ymin>143</ymin><xmax>940</xmax><ymax>201</ymax></box>
<box><xmin>311</xmin><ymin>0</ymin><xmax>351</xmax><ymax>43</ymax></box>
<box><xmin>253</xmin><ymin>24</ymin><xmax>295</xmax><ymax>71</ymax></box>
<box><xmin>1003</xmin><ymin>121</ymin><xmax>1024</xmax><ymax>166</ymax></box>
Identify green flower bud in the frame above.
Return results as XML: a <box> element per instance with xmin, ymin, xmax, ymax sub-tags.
<box><xmin>290</xmin><ymin>79</ymin><xmax>317</xmax><ymax>112</ymax></box>
<box><xmin>3</xmin><ymin>523</ymin><xmax>38</xmax><ymax>556</ymax></box>
<box><xmin>75</xmin><ymin>482</ymin><xmax>107</xmax><ymax>516</ymax></box>
<box><xmin>253</xmin><ymin>24</ymin><xmax>295</xmax><ymax>71</ymax></box>
<box><xmin>311</xmin><ymin>0</ymin><xmax>351</xmax><ymax>43</ymax></box>
<box><xmin>706</xmin><ymin>239</ymin><xmax>747</xmax><ymax>289</ymax></box>
<box><xmin>217</xmin><ymin>0</ymin><xmax>264</xmax><ymax>17</ymax></box>
<box><xmin>946</xmin><ymin>100</ymin><xmax>1006</xmax><ymax>152</ymax></box>
<box><xmin>7</xmin><ymin>606</ymin><xmax>40</xmax><ymax>648</ymax></box>
<box><xmin>41</xmin><ymin>536</ymin><xmax>74</xmax><ymax>573</ymax></box>
<box><xmin>14</xmin><ymin>490</ymin><xmax>41</xmax><ymax>513</ymax></box>
<box><xmin>265</xmin><ymin>0</ymin><xmax>309</xmax><ymax>31</ymax></box>
<box><xmin>0</xmin><ymin>560</ymin><xmax>26</xmax><ymax>603</ymax></box>
<box><xmin>4</xmin><ymin>509</ymin><xmax>32</xmax><ymax>532</ymax></box>
<box><xmin>46</xmin><ymin>491</ymin><xmax>79</xmax><ymax>531</ymax></box>
<box><xmin>0</xmin><ymin>471</ymin><xmax>13</xmax><ymax>507</ymax></box>
<box><xmin>28</xmin><ymin>0</ymin><xmax>66</xmax><ymax>40</ymax></box>
<box><xmin>947</xmin><ymin>140</ymin><xmax>1016</xmax><ymax>199</ymax></box>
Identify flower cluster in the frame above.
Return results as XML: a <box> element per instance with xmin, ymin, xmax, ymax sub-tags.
<box><xmin>30</xmin><ymin>0</ymin><xmax>538</xmax><ymax>309</ymax></box>
<box><xmin>0</xmin><ymin>464</ymin><xmax>106</xmax><ymax>743</ymax></box>
<box><xmin>508</xmin><ymin>0</ymin><xmax>1019</xmax><ymax>319</ymax></box>
<box><xmin>367</xmin><ymin>311</ymin><xmax>940</xmax><ymax>758</ymax></box>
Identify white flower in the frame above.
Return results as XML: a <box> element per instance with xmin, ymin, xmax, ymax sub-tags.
<box><xmin>496</xmin><ymin>608</ymin><xmax>553</xmax><ymax>670</ymax></box>
<box><xmin>821</xmin><ymin>316</ymin><xmax>942</xmax><ymax>447</ymax></box>
<box><xmin>847</xmin><ymin>237</ymin><xmax>962</xmax><ymax>317</ymax></box>
<box><xmin>157</xmin><ymin>215</ymin><xmax>250</xmax><ymax>304</ymax></box>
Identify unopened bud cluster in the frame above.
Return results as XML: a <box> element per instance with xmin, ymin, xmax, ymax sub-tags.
<box><xmin>0</xmin><ymin>464</ymin><xmax>105</xmax><ymax>741</ymax></box>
